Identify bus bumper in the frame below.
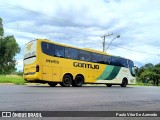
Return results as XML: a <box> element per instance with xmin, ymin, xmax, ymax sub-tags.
<box><xmin>23</xmin><ymin>72</ymin><xmax>40</xmax><ymax>81</ymax></box>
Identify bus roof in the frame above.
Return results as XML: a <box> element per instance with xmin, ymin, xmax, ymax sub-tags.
<box><xmin>38</xmin><ymin>39</ymin><xmax>110</xmax><ymax>55</ymax></box>
<box><xmin>37</xmin><ymin>39</ymin><xmax>130</xmax><ymax>61</ymax></box>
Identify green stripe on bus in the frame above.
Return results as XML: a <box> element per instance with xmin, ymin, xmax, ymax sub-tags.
<box><xmin>105</xmin><ymin>66</ymin><xmax>121</xmax><ymax>80</ymax></box>
<box><xmin>97</xmin><ymin>65</ymin><xmax>114</xmax><ymax>80</ymax></box>
<box><xmin>97</xmin><ymin>65</ymin><xmax>121</xmax><ymax>80</ymax></box>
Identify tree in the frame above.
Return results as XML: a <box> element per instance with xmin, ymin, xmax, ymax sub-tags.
<box><xmin>143</xmin><ymin>63</ymin><xmax>154</xmax><ymax>69</ymax></box>
<box><xmin>0</xmin><ymin>18</ymin><xmax>20</xmax><ymax>74</ymax></box>
<box><xmin>155</xmin><ymin>63</ymin><xmax>160</xmax><ymax>68</ymax></box>
<box><xmin>136</xmin><ymin>63</ymin><xmax>154</xmax><ymax>77</ymax></box>
<box><xmin>153</xmin><ymin>63</ymin><xmax>160</xmax><ymax>86</ymax></box>
<box><xmin>0</xmin><ymin>18</ymin><xmax>4</xmax><ymax>36</ymax></box>
<box><xmin>138</xmin><ymin>63</ymin><xmax>160</xmax><ymax>86</ymax></box>
<box><xmin>140</xmin><ymin>69</ymin><xmax>154</xmax><ymax>83</ymax></box>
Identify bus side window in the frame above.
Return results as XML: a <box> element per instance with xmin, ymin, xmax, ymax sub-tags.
<box><xmin>97</xmin><ymin>54</ymin><xmax>103</xmax><ymax>63</ymax></box>
<box><xmin>79</xmin><ymin>50</ymin><xmax>91</xmax><ymax>62</ymax></box>
<box><xmin>41</xmin><ymin>42</ymin><xmax>48</xmax><ymax>54</ymax></box>
<box><xmin>65</xmin><ymin>48</ymin><xmax>71</xmax><ymax>58</ymax></box>
<box><xmin>115</xmin><ymin>57</ymin><xmax>121</xmax><ymax>66</ymax></box>
<box><xmin>71</xmin><ymin>48</ymin><xmax>78</xmax><ymax>60</ymax></box>
<box><xmin>49</xmin><ymin>44</ymin><xmax>55</xmax><ymax>56</ymax></box>
<box><xmin>41</xmin><ymin>42</ymin><xmax>55</xmax><ymax>56</ymax></box>
<box><xmin>103</xmin><ymin>55</ymin><xmax>111</xmax><ymax>64</ymax></box>
<box><xmin>80</xmin><ymin>57</ymin><xmax>85</xmax><ymax>60</ymax></box>
<box><xmin>110</xmin><ymin>57</ymin><xmax>119</xmax><ymax>66</ymax></box>
<box><xmin>91</xmin><ymin>53</ymin><xmax>98</xmax><ymax>62</ymax></box>
<box><xmin>122</xmin><ymin>59</ymin><xmax>128</xmax><ymax>68</ymax></box>
<box><xmin>65</xmin><ymin>47</ymin><xmax>78</xmax><ymax>60</ymax></box>
<box><xmin>55</xmin><ymin>45</ymin><xmax>65</xmax><ymax>58</ymax></box>
<box><xmin>110</xmin><ymin>57</ymin><xmax>115</xmax><ymax>65</ymax></box>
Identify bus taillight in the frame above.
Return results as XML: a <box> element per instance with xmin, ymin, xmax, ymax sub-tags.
<box><xmin>36</xmin><ymin>65</ymin><xmax>39</xmax><ymax>72</ymax></box>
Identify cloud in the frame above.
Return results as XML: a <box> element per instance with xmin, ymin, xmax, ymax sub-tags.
<box><xmin>0</xmin><ymin>0</ymin><xmax>160</xmax><ymax>71</ymax></box>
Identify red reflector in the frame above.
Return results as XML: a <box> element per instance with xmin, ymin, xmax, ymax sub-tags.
<box><xmin>36</xmin><ymin>65</ymin><xmax>39</xmax><ymax>72</ymax></box>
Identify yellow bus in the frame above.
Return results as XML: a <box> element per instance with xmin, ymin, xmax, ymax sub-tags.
<box><xmin>23</xmin><ymin>39</ymin><xmax>136</xmax><ymax>87</ymax></box>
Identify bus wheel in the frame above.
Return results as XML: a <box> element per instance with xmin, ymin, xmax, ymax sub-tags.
<box><xmin>72</xmin><ymin>75</ymin><xmax>84</xmax><ymax>87</ymax></box>
<box><xmin>106</xmin><ymin>84</ymin><xmax>112</xmax><ymax>87</ymax></box>
<box><xmin>60</xmin><ymin>74</ymin><xmax>72</xmax><ymax>87</ymax></box>
<box><xmin>121</xmin><ymin>79</ymin><xmax>128</xmax><ymax>87</ymax></box>
<box><xmin>48</xmin><ymin>82</ymin><xmax>57</xmax><ymax>87</ymax></box>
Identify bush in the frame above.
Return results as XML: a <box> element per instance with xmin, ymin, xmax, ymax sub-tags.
<box><xmin>17</xmin><ymin>70</ymin><xmax>23</xmax><ymax>76</ymax></box>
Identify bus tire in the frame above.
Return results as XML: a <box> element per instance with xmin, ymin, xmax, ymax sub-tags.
<box><xmin>121</xmin><ymin>78</ymin><xmax>128</xmax><ymax>87</ymax></box>
<box><xmin>106</xmin><ymin>84</ymin><xmax>112</xmax><ymax>87</ymax></box>
<box><xmin>48</xmin><ymin>82</ymin><xmax>57</xmax><ymax>87</ymax></box>
<box><xmin>72</xmin><ymin>75</ymin><xmax>84</xmax><ymax>87</ymax></box>
<box><xmin>60</xmin><ymin>74</ymin><xmax>72</xmax><ymax>87</ymax></box>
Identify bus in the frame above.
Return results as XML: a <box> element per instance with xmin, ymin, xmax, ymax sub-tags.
<box><xmin>23</xmin><ymin>39</ymin><xmax>136</xmax><ymax>87</ymax></box>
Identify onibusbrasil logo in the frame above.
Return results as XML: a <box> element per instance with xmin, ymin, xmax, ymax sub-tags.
<box><xmin>1</xmin><ymin>112</ymin><xmax>42</xmax><ymax>118</ymax></box>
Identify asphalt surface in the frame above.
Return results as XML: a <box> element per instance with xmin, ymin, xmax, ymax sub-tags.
<box><xmin>0</xmin><ymin>85</ymin><xmax>160</xmax><ymax>120</ymax></box>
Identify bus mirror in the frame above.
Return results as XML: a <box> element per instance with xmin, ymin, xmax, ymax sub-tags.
<box><xmin>134</xmin><ymin>66</ymin><xmax>139</xmax><ymax>74</ymax></box>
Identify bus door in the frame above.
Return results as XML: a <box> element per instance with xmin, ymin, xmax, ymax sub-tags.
<box><xmin>52</xmin><ymin>67</ymin><xmax>61</xmax><ymax>82</ymax></box>
<box><xmin>42</xmin><ymin>66</ymin><xmax>52</xmax><ymax>81</ymax></box>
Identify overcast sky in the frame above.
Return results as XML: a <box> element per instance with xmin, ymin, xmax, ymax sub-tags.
<box><xmin>0</xmin><ymin>0</ymin><xmax>160</xmax><ymax>71</ymax></box>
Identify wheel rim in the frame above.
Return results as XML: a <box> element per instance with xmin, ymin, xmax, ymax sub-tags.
<box><xmin>77</xmin><ymin>78</ymin><xmax>82</xmax><ymax>84</ymax></box>
<box><xmin>124</xmin><ymin>81</ymin><xmax>126</xmax><ymax>85</ymax></box>
<box><xmin>64</xmin><ymin>77</ymin><xmax>71</xmax><ymax>84</ymax></box>
<box><xmin>51</xmin><ymin>83</ymin><xmax>54</xmax><ymax>85</ymax></box>
<box><xmin>122</xmin><ymin>80</ymin><xmax>127</xmax><ymax>86</ymax></box>
<box><xmin>76</xmin><ymin>77</ymin><xmax>83</xmax><ymax>85</ymax></box>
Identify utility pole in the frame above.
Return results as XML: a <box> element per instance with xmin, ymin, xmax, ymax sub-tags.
<box><xmin>106</xmin><ymin>35</ymin><xmax>120</xmax><ymax>51</ymax></box>
<box><xmin>101</xmin><ymin>33</ymin><xmax>113</xmax><ymax>52</ymax></box>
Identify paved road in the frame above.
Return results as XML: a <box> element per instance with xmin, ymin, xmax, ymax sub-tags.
<box><xmin>0</xmin><ymin>85</ymin><xmax>160</xmax><ymax>120</ymax></box>
<box><xmin>0</xmin><ymin>85</ymin><xmax>160</xmax><ymax>111</ymax></box>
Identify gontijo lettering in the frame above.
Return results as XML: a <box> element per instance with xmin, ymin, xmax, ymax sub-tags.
<box><xmin>73</xmin><ymin>62</ymin><xmax>99</xmax><ymax>69</ymax></box>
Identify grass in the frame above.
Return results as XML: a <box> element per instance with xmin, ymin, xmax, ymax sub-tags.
<box><xmin>132</xmin><ymin>82</ymin><xmax>148</xmax><ymax>86</ymax></box>
<box><xmin>0</xmin><ymin>75</ymin><xmax>159</xmax><ymax>86</ymax></box>
<box><xmin>132</xmin><ymin>82</ymin><xmax>159</xmax><ymax>86</ymax></box>
<box><xmin>0</xmin><ymin>75</ymin><xmax>26</xmax><ymax>85</ymax></box>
